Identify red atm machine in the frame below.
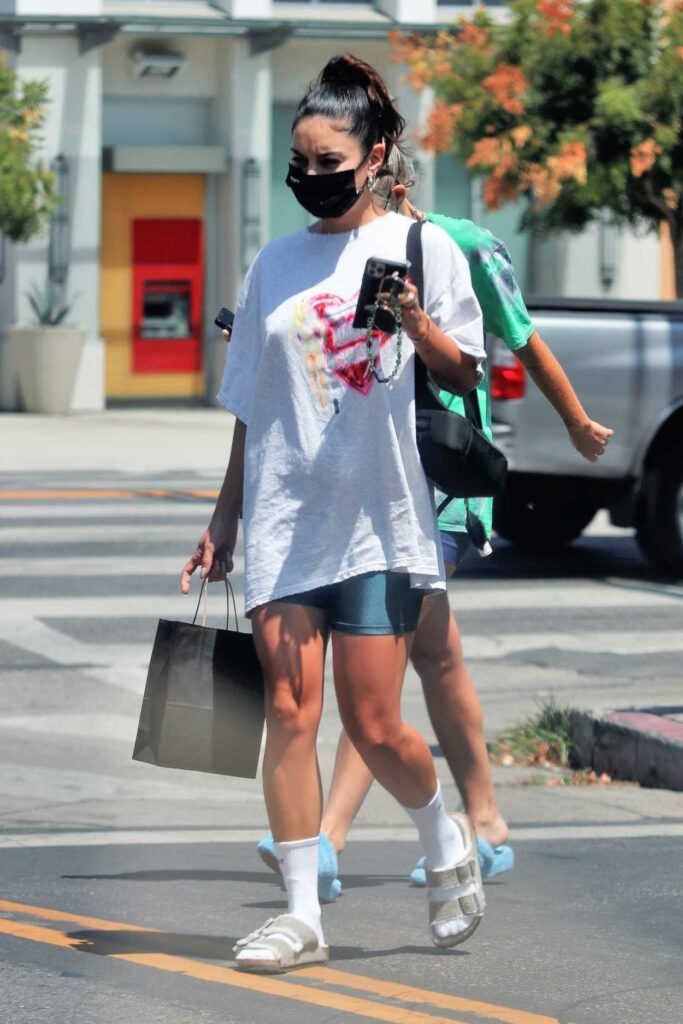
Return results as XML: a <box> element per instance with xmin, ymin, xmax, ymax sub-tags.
<box><xmin>132</xmin><ymin>218</ymin><xmax>204</xmax><ymax>374</ymax></box>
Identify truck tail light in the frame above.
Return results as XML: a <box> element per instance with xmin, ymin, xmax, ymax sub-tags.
<box><xmin>490</xmin><ymin>344</ymin><xmax>526</xmax><ymax>400</ymax></box>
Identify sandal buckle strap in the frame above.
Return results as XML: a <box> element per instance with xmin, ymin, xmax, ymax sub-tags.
<box><xmin>429</xmin><ymin>891</ymin><xmax>485</xmax><ymax>923</ymax></box>
<box><xmin>425</xmin><ymin>858</ymin><xmax>475</xmax><ymax>889</ymax></box>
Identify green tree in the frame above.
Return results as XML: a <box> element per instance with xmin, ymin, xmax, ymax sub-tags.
<box><xmin>392</xmin><ymin>0</ymin><xmax>683</xmax><ymax>296</ymax></box>
<box><xmin>0</xmin><ymin>55</ymin><xmax>57</xmax><ymax>242</ymax></box>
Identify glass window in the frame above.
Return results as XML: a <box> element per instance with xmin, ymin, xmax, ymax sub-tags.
<box><xmin>103</xmin><ymin>98</ymin><xmax>213</xmax><ymax>148</ymax></box>
<box><xmin>270</xmin><ymin>104</ymin><xmax>310</xmax><ymax>240</ymax></box>
<box><xmin>141</xmin><ymin>281</ymin><xmax>192</xmax><ymax>339</ymax></box>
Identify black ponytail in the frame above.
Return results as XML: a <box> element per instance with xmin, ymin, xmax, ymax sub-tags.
<box><xmin>292</xmin><ymin>54</ymin><xmax>406</xmax><ymax>163</ymax></box>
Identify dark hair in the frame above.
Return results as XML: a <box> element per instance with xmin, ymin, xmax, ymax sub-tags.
<box><xmin>292</xmin><ymin>54</ymin><xmax>406</xmax><ymax>163</ymax></box>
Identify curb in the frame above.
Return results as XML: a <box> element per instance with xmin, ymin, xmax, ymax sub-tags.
<box><xmin>570</xmin><ymin>710</ymin><xmax>683</xmax><ymax>792</ymax></box>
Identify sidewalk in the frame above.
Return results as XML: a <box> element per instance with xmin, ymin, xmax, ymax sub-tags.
<box><xmin>3</xmin><ymin>408</ymin><xmax>683</xmax><ymax>811</ymax></box>
<box><xmin>1</xmin><ymin>409</ymin><xmax>234</xmax><ymax>475</ymax></box>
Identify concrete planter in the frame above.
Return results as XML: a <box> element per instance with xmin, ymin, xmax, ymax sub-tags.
<box><xmin>9</xmin><ymin>326</ymin><xmax>87</xmax><ymax>415</ymax></box>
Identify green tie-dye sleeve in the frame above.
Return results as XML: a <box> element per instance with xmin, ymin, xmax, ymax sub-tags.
<box><xmin>426</xmin><ymin>213</ymin><xmax>534</xmax><ymax>350</ymax></box>
<box><xmin>468</xmin><ymin>240</ymin><xmax>533</xmax><ymax>350</ymax></box>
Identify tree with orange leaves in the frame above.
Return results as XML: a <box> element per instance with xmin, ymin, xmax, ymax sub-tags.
<box><xmin>391</xmin><ymin>0</ymin><xmax>683</xmax><ymax>297</ymax></box>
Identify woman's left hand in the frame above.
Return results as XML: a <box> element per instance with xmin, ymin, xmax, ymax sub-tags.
<box><xmin>398</xmin><ymin>279</ymin><xmax>429</xmax><ymax>343</ymax></box>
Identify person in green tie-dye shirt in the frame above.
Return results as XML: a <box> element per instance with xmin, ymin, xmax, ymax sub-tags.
<box><xmin>426</xmin><ymin>210</ymin><xmax>611</xmax><ymax>561</ymax></box>
<box><xmin>254</xmin><ymin>151</ymin><xmax>613</xmax><ymax>896</ymax></box>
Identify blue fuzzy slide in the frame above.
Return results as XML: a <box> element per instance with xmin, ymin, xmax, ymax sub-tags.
<box><xmin>409</xmin><ymin>837</ymin><xmax>514</xmax><ymax>887</ymax></box>
<box><xmin>256</xmin><ymin>832</ymin><xmax>343</xmax><ymax>903</ymax></box>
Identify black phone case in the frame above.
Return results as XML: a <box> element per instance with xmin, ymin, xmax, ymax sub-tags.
<box><xmin>214</xmin><ymin>307</ymin><xmax>235</xmax><ymax>331</ymax></box>
<box><xmin>352</xmin><ymin>257</ymin><xmax>409</xmax><ymax>330</ymax></box>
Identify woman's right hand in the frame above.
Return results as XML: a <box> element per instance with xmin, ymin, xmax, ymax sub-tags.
<box><xmin>180</xmin><ymin>516</ymin><xmax>238</xmax><ymax>595</ymax></box>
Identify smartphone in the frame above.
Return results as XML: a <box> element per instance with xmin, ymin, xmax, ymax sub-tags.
<box><xmin>214</xmin><ymin>307</ymin><xmax>235</xmax><ymax>335</ymax></box>
<box><xmin>352</xmin><ymin>256</ymin><xmax>409</xmax><ymax>334</ymax></box>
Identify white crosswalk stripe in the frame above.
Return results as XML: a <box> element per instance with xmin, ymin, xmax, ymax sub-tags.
<box><xmin>0</xmin><ymin>502</ymin><xmax>214</xmax><ymax>520</ymax></box>
<box><xmin>3</xmin><ymin>821</ymin><xmax>683</xmax><ymax>849</ymax></box>
<box><xmin>0</xmin><ymin>523</ymin><xmax>214</xmax><ymax>542</ymax></box>
<box><xmin>0</xmin><ymin>555</ymin><xmax>245</xmax><ymax>577</ymax></box>
<box><xmin>3</xmin><ymin>611</ymin><xmax>681</xmax><ymax>705</ymax></box>
<box><xmin>0</xmin><ymin>581</ymin><xmax>679</xmax><ymax>621</ymax></box>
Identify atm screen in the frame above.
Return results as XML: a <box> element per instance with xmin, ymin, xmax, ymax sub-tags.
<box><xmin>140</xmin><ymin>280</ymin><xmax>192</xmax><ymax>339</ymax></box>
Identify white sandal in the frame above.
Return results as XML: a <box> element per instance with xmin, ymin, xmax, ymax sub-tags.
<box><xmin>426</xmin><ymin>813</ymin><xmax>486</xmax><ymax>949</ymax></box>
<box><xmin>233</xmin><ymin>914</ymin><xmax>329</xmax><ymax>974</ymax></box>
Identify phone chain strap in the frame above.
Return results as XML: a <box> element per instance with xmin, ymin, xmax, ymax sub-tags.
<box><xmin>365</xmin><ymin>278</ymin><xmax>404</xmax><ymax>385</ymax></box>
<box><xmin>192</xmin><ymin>577</ymin><xmax>239</xmax><ymax>632</ymax></box>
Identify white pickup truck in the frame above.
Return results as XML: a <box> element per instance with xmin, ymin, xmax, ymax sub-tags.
<box><xmin>490</xmin><ymin>298</ymin><xmax>683</xmax><ymax>577</ymax></box>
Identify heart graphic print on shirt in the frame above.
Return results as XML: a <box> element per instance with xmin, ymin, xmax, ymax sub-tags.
<box><xmin>290</xmin><ymin>291</ymin><xmax>392</xmax><ymax>410</ymax></box>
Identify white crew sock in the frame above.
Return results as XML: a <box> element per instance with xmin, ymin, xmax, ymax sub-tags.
<box><xmin>274</xmin><ymin>836</ymin><xmax>324</xmax><ymax>944</ymax></box>
<box><xmin>403</xmin><ymin>782</ymin><xmax>466</xmax><ymax>871</ymax></box>
<box><xmin>404</xmin><ymin>786</ymin><xmax>479</xmax><ymax>943</ymax></box>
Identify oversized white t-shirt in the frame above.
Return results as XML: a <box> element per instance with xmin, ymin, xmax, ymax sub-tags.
<box><xmin>218</xmin><ymin>212</ymin><xmax>484</xmax><ymax>614</ymax></box>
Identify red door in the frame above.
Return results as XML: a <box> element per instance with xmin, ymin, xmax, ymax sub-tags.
<box><xmin>132</xmin><ymin>219</ymin><xmax>204</xmax><ymax>373</ymax></box>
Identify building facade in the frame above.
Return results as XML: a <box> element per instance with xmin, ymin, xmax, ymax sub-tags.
<box><xmin>0</xmin><ymin>0</ymin><xmax>668</xmax><ymax>409</ymax></box>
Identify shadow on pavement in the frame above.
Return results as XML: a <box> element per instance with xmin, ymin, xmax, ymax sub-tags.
<box><xmin>62</xmin><ymin>869</ymin><xmax>274</xmax><ymax>884</ymax></box>
<box><xmin>67</xmin><ymin>929</ymin><xmax>466</xmax><ymax>962</ymax></box>
<box><xmin>459</xmin><ymin>536</ymin><xmax>682</xmax><ymax>584</ymax></box>
<box><xmin>62</xmin><ymin>869</ymin><xmax>409</xmax><ymax>891</ymax></box>
<box><xmin>68</xmin><ymin>928</ymin><xmax>239</xmax><ymax>959</ymax></box>
<box><xmin>329</xmin><ymin>943</ymin><xmax>468</xmax><ymax>960</ymax></box>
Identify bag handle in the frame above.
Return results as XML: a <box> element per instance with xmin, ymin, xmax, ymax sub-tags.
<box><xmin>192</xmin><ymin>577</ymin><xmax>239</xmax><ymax>632</ymax></box>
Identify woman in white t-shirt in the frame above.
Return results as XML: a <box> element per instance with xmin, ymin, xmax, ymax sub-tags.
<box><xmin>181</xmin><ymin>54</ymin><xmax>486</xmax><ymax>973</ymax></box>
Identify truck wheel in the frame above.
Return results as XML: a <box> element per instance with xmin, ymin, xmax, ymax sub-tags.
<box><xmin>493</xmin><ymin>482</ymin><xmax>597</xmax><ymax>552</ymax></box>
<box><xmin>636</xmin><ymin>447</ymin><xmax>683</xmax><ymax>578</ymax></box>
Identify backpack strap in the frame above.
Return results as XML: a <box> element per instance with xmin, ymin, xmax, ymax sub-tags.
<box><xmin>463</xmin><ymin>389</ymin><xmax>484</xmax><ymax>430</ymax></box>
<box><xmin>436</xmin><ymin>494</ymin><xmax>455</xmax><ymax>517</ymax></box>
<box><xmin>408</xmin><ymin>219</ymin><xmax>483</xmax><ymax>430</ymax></box>
<box><xmin>407</xmin><ymin>219</ymin><xmax>424</xmax><ymax>306</ymax></box>
<box><xmin>407</xmin><ymin>220</ymin><xmax>429</xmax><ymax>398</ymax></box>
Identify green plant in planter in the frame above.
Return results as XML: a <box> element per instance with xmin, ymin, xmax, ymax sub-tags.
<box><xmin>25</xmin><ymin>283</ymin><xmax>75</xmax><ymax>327</ymax></box>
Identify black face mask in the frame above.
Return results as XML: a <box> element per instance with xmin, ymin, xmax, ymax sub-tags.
<box><xmin>286</xmin><ymin>160</ymin><xmax>369</xmax><ymax>219</ymax></box>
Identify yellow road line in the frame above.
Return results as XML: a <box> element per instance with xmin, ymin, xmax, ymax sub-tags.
<box><xmin>0</xmin><ymin>918</ymin><xmax>475</xmax><ymax>1024</ymax></box>
<box><xmin>0</xmin><ymin>488</ymin><xmax>219</xmax><ymax>501</ymax></box>
<box><xmin>0</xmin><ymin>899</ymin><xmax>557</xmax><ymax>1024</ymax></box>
<box><xmin>0</xmin><ymin>489</ymin><xmax>141</xmax><ymax>501</ymax></box>
<box><xmin>0</xmin><ymin>898</ymin><xmax>156</xmax><ymax>933</ymax></box>
<box><xmin>303</xmin><ymin>967</ymin><xmax>559</xmax><ymax>1024</ymax></box>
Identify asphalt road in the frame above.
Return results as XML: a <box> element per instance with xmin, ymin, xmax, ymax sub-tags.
<box><xmin>1</xmin><ymin>837</ymin><xmax>682</xmax><ymax>1024</ymax></box>
<box><xmin>1</xmin><ymin>466</ymin><xmax>682</xmax><ymax>1024</ymax></box>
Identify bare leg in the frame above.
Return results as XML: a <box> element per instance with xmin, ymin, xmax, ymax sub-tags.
<box><xmin>321</xmin><ymin>728</ymin><xmax>374</xmax><ymax>854</ymax></box>
<box><xmin>251</xmin><ymin>602</ymin><xmax>328</xmax><ymax>841</ymax></box>
<box><xmin>410</xmin><ymin>590</ymin><xmax>508</xmax><ymax>847</ymax></box>
<box><xmin>332</xmin><ymin>629</ymin><xmax>481</xmax><ymax>946</ymax></box>
<box><xmin>321</xmin><ymin>584</ymin><xmax>509</xmax><ymax>852</ymax></box>
<box><xmin>331</xmin><ymin>632</ymin><xmax>436</xmax><ymax>808</ymax></box>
